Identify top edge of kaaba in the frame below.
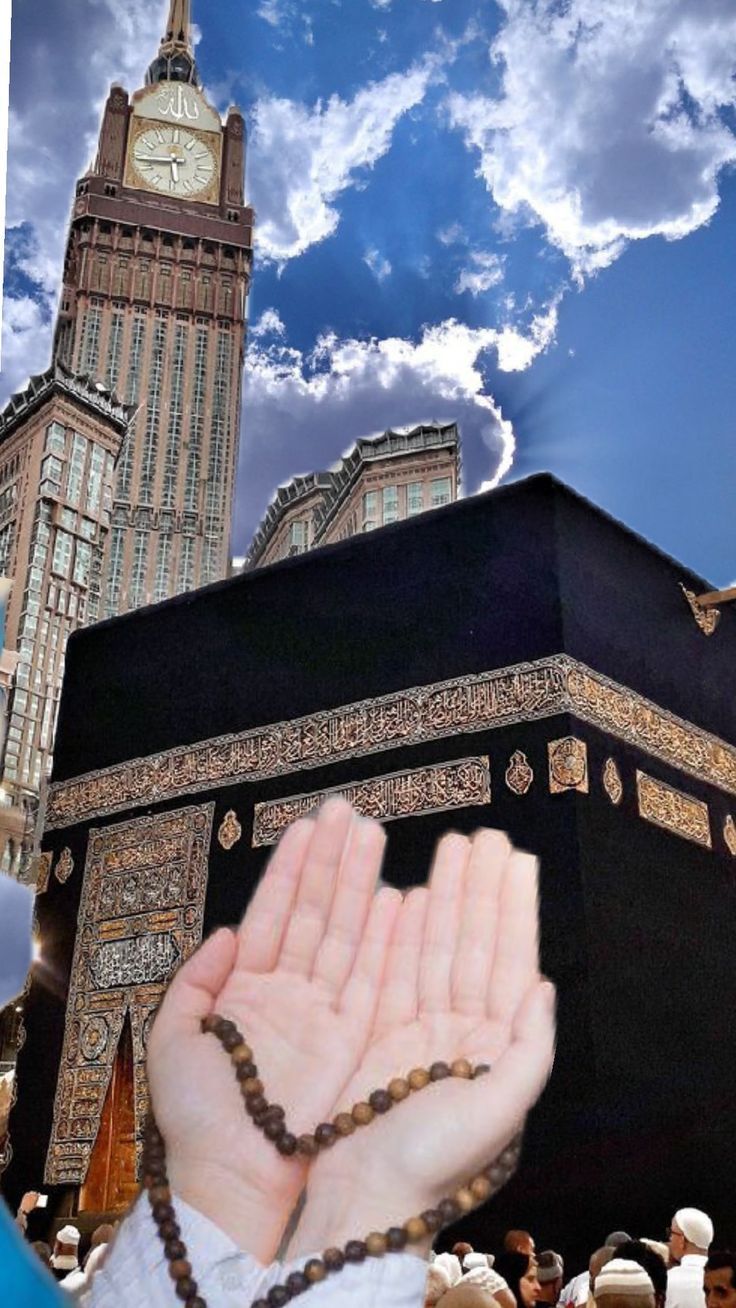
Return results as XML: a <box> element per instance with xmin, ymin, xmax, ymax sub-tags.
<box><xmin>52</xmin><ymin>473</ymin><xmax>735</xmax><ymax>784</ymax></box>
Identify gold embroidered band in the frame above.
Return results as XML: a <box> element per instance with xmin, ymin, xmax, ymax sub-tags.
<box><xmin>45</xmin><ymin>656</ymin><xmax>736</xmax><ymax>831</ymax></box>
<box><xmin>636</xmin><ymin>771</ymin><xmax>712</xmax><ymax>849</ymax></box>
<box><xmin>252</xmin><ymin>757</ymin><xmax>491</xmax><ymax>848</ymax></box>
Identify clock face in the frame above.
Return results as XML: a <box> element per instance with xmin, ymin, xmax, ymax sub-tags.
<box><xmin>130</xmin><ymin>124</ymin><xmax>217</xmax><ymax>197</ymax></box>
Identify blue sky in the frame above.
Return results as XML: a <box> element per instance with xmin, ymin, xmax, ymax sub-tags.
<box><xmin>2</xmin><ymin>0</ymin><xmax>735</xmax><ymax>582</ymax></box>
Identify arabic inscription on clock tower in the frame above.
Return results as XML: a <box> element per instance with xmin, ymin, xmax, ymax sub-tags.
<box><xmin>53</xmin><ymin>0</ymin><xmax>253</xmax><ymax>613</ymax></box>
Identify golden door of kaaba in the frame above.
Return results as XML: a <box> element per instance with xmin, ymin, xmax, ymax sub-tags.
<box><xmin>78</xmin><ymin>1017</ymin><xmax>137</xmax><ymax>1214</ymax></box>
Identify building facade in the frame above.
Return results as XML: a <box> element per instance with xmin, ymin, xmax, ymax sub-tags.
<box><xmin>0</xmin><ymin>366</ymin><xmax>133</xmax><ymax>872</ymax></box>
<box><xmin>53</xmin><ymin>0</ymin><xmax>253</xmax><ymax>615</ymax></box>
<box><xmin>245</xmin><ymin>422</ymin><xmax>460</xmax><ymax>569</ymax></box>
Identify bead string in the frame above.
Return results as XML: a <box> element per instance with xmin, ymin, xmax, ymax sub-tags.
<box><xmin>143</xmin><ymin>1013</ymin><xmax>522</xmax><ymax>1308</ymax></box>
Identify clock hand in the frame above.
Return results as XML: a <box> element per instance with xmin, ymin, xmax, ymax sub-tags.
<box><xmin>171</xmin><ymin>158</ymin><xmax>179</xmax><ymax>184</ymax></box>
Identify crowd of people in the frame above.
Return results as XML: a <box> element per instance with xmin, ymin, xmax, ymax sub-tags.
<box><xmin>425</xmin><ymin>1213</ymin><xmax>735</xmax><ymax>1308</ymax></box>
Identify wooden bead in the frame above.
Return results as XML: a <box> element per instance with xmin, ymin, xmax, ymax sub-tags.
<box><xmin>404</xmin><ymin>1216</ymin><xmax>429</xmax><ymax>1242</ymax></box>
<box><xmin>454</xmin><ymin>1187</ymin><xmax>476</xmax><ymax>1213</ymax></box>
<box><xmin>143</xmin><ymin>1170</ymin><xmax>166</xmax><ymax>1189</ymax></box>
<box><xmin>267</xmin><ymin>1286</ymin><xmax>291</xmax><ymax>1307</ymax></box>
<box><xmin>297</xmin><ymin>1134</ymin><xmax>318</xmax><ymax>1157</ymax></box>
<box><xmin>388</xmin><ymin>1078</ymin><xmax>410</xmax><ymax>1101</ymax></box>
<box><xmin>386</xmin><ymin>1227</ymin><xmax>408</xmax><ymax>1251</ymax></box>
<box><xmin>245</xmin><ymin>1092</ymin><xmax>267</xmax><ymax>1116</ymax></box>
<box><xmin>438</xmin><ymin>1198</ymin><xmax>460</xmax><ymax>1224</ymax></box>
<box><xmin>201</xmin><ymin>1013</ymin><xmax>221</xmax><ymax>1034</ymax></box>
<box><xmin>235</xmin><ymin>1061</ymin><xmax>259</xmax><ymax>1082</ymax></box>
<box><xmin>486</xmin><ymin>1164</ymin><xmax>507</xmax><ymax>1187</ymax></box>
<box><xmin>159</xmin><ymin>1219</ymin><xmax>180</xmax><ymax>1241</ymax></box>
<box><xmin>315</xmin><ymin>1122</ymin><xmax>338</xmax><ymax>1148</ymax></box>
<box><xmin>286</xmin><ymin>1272</ymin><xmax>310</xmax><ymax>1296</ymax></box>
<box><xmin>221</xmin><ymin>1028</ymin><xmax>244</xmax><ymax>1052</ymax></box>
<box><xmin>230</xmin><ymin>1042</ymin><xmax>254</xmax><ymax>1064</ymax></box>
<box><xmin>473</xmin><ymin>1062</ymin><xmax>491</xmax><ymax>1078</ymax></box>
<box><xmin>429</xmin><ymin>1061</ymin><xmax>451</xmax><ymax>1081</ymax></box>
<box><xmin>334</xmin><ymin>1112</ymin><xmax>356</xmax><ymax>1136</ymax></box>
<box><xmin>366</xmin><ymin>1232</ymin><xmax>388</xmax><ymax>1256</ymax></box>
<box><xmin>164</xmin><ymin>1239</ymin><xmax>187</xmax><ymax>1261</ymax></box>
<box><xmin>276</xmin><ymin>1132</ymin><xmax>298</xmax><ymax>1156</ymax></box>
<box><xmin>264</xmin><ymin>1118</ymin><xmax>286</xmax><ymax>1142</ymax></box>
<box><xmin>345</xmin><ymin>1241</ymin><xmax>368</xmax><ymax>1263</ymax></box>
<box><xmin>168</xmin><ymin>1259</ymin><xmax>192</xmax><ymax>1281</ymax></box>
<box><xmin>408</xmin><ymin>1068</ymin><xmax>430</xmax><ymax>1090</ymax></box>
<box><xmin>470</xmin><ymin>1175</ymin><xmax>492</xmax><ymax>1201</ymax></box>
<box><xmin>420</xmin><ymin>1208</ymin><xmax>442</xmax><ymax>1232</ymax></box>
<box><xmin>241</xmin><ymin>1077</ymin><xmax>264</xmax><ymax>1097</ymax></box>
<box><xmin>305</xmin><ymin>1259</ymin><xmax>327</xmax><ymax>1283</ymax></box>
<box><xmin>323</xmin><ymin>1248</ymin><xmax>345</xmax><ymax>1272</ymax></box>
<box><xmin>450</xmin><ymin>1058</ymin><xmax>472</xmax><ymax>1079</ymax></box>
<box><xmin>152</xmin><ymin>1201</ymin><xmax>175</xmax><ymax>1223</ymax></box>
<box><xmin>369</xmin><ymin>1089</ymin><xmax>392</xmax><ymax>1114</ymax></box>
<box><xmin>186</xmin><ymin>1298</ymin><xmax>206</xmax><ymax>1308</ymax></box>
<box><xmin>149</xmin><ymin>1185</ymin><xmax>171</xmax><ymax>1204</ymax></box>
<box><xmin>175</xmin><ymin>1278</ymin><xmax>197</xmax><ymax>1301</ymax></box>
<box><xmin>352</xmin><ymin>1101</ymin><xmax>374</xmax><ymax>1125</ymax></box>
<box><xmin>252</xmin><ymin>1300</ymin><xmax>270</xmax><ymax>1308</ymax></box>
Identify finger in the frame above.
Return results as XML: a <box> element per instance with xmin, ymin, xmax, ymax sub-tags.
<box><xmin>450</xmin><ymin>830</ymin><xmax>509</xmax><ymax>1016</ymax></box>
<box><xmin>155</xmin><ymin>927</ymin><xmax>237</xmax><ymax>1043</ymax></box>
<box><xmin>236</xmin><ymin>818</ymin><xmax>315</xmax><ymax>973</ymax></box>
<box><xmin>486</xmin><ymin>851</ymin><xmax>540</xmax><ymax>1028</ymax></box>
<box><xmin>277</xmin><ymin>798</ymin><xmax>355</xmax><ymax>976</ymax></box>
<box><xmin>312</xmin><ymin>817</ymin><xmax>387</xmax><ymax>995</ymax></box>
<box><xmin>473</xmin><ymin>979</ymin><xmax>556</xmax><ymax>1134</ymax></box>
<box><xmin>373</xmin><ymin>886</ymin><xmax>428</xmax><ymax>1035</ymax></box>
<box><xmin>418</xmin><ymin>833</ymin><xmax>470</xmax><ymax>1013</ymax></box>
<box><xmin>339</xmin><ymin>884</ymin><xmax>403</xmax><ymax>1021</ymax></box>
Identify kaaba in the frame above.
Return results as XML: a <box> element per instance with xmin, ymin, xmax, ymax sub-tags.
<box><xmin>4</xmin><ymin>473</ymin><xmax>736</xmax><ymax>1258</ymax></box>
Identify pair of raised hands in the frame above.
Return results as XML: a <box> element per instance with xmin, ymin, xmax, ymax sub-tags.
<box><xmin>147</xmin><ymin>799</ymin><xmax>555</xmax><ymax>1262</ymax></box>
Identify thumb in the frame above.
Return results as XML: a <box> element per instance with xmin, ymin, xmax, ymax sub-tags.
<box><xmin>154</xmin><ymin>928</ymin><xmax>237</xmax><ymax>1044</ymax></box>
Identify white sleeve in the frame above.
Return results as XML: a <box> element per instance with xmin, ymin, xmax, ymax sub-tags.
<box><xmin>281</xmin><ymin>1250</ymin><xmax>428</xmax><ymax>1308</ymax></box>
<box><xmin>81</xmin><ymin>1193</ymin><xmax>428</xmax><ymax>1308</ymax></box>
<box><xmin>81</xmin><ymin>1193</ymin><xmax>282</xmax><ymax>1308</ymax></box>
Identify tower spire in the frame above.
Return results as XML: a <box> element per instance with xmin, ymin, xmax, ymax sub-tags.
<box><xmin>146</xmin><ymin>0</ymin><xmax>199</xmax><ymax>87</ymax></box>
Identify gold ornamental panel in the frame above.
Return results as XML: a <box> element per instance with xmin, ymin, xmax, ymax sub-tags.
<box><xmin>603</xmin><ymin>758</ymin><xmax>624</xmax><ymax>806</ymax></box>
<box><xmin>44</xmin><ymin>803</ymin><xmax>213</xmax><ymax>1187</ymax></box>
<box><xmin>548</xmin><ymin>738</ymin><xmax>589</xmax><ymax>794</ymax></box>
<box><xmin>45</xmin><ymin>656</ymin><xmax>736</xmax><ymax>832</ymax></box>
<box><xmin>505</xmin><ymin>750</ymin><xmax>534</xmax><ymax>796</ymax></box>
<box><xmin>252</xmin><ymin>757</ymin><xmax>491</xmax><ymax>848</ymax></box>
<box><xmin>636</xmin><ymin>772</ymin><xmax>711</xmax><ymax>849</ymax></box>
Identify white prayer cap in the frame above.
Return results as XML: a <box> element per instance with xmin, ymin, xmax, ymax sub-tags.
<box><xmin>594</xmin><ymin>1258</ymin><xmax>654</xmax><ymax>1298</ymax></box>
<box><xmin>57</xmin><ymin>1225</ymin><xmax>81</xmax><ymax>1246</ymax></box>
<box><xmin>674</xmin><ymin>1209</ymin><xmax>714</xmax><ymax>1250</ymax></box>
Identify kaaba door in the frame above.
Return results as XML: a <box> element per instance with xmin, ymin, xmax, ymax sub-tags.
<box><xmin>79</xmin><ymin>1015</ymin><xmax>137</xmax><ymax>1213</ymax></box>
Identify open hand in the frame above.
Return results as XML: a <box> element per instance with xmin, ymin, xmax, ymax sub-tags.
<box><xmin>289</xmin><ymin>829</ymin><xmax>556</xmax><ymax>1254</ymax></box>
<box><xmin>147</xmin><ymin>799</ymin><xmax>401</xmax><ymax>1259</ymax></box>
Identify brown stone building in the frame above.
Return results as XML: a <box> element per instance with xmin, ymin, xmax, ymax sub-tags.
<box><xmin>244</xmin><ymin>422</ymin><xmax>460</xmax><ymax>569</ymax></box>
<box><xmin>54</xmin><ymin>0</ymin><xmax>253</xmax><ymax>614</ymax></box>
<box><xmin>0</xmin><ymin>365</ymin><xmax>133</xmax><ymax>871</ymax></box>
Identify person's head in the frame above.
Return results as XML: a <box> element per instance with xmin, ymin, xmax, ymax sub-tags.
<box><xmin>640</xmin><ymin>1242</ymin><xmax>670</xmax><ymax>1271</ymax></box>
<box><xmin>30</xmin><ymin>1241</ymin><xmax>52</xmax><ymax>1267</ymax></box>
<box><xmin>427</xmin><ymin>1263</ymin><xmax>456</xmax><ymax>1307</ymax></box>
<box><xmin>705</xmin><ymin>1254</ymin><xmax>736</xmax><ymax>1308</ymax></box>
<box><xmin>495</xmin><ymin>1251</ymin><xmax>541</xmax><ymax>1308</ymax></box>
<box><xmin>53</xmin><ymin>1224</ymin><xmax>81</xmax><ymax>1261</ymax></box>
<box><xmin>590</xmin><ymin>1248</ymin><xmax>616</xmax><ymax>1297</ymax></box>
<box><xmin>669</xmin><ymin>1209</ymin><xmax>714</xmax><ymax>1264</ymax></box>
<box><xmin>454</xmin><ymin>1244</ymin><xmax>475</xmax><ymax>1261</ymax></box>
<box><xmin>90</xmin><ymin>1223</ymin><xmax>115</xmax><ymax>1248</ymax></box>
<box><xmin>605</xmin><ymin>1235</ymin><xmax>633</xmax><ymax>1253</ymax></box>
<box><xmin>505</xmin><ymin>1232</ymin><xmax>536</xmax><ymax>1258</ymax></box>
<box><xmin>593</xmin><ymin>1257</ymin><xmax>655</xmax><ymax>1308</ymax></box>
<box><xmin>615</xmin><ymin>1241</ymin><xmax>668</xmax><ymax>1308</ymax></box>
<box><xmin>536</xmin><ymin>1251</ymin><xmax>564</xmax><ymax>1304</ymax></box>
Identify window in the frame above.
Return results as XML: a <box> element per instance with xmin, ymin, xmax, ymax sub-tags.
<box><xmin>407</xmin><ymin>482</ymin><xmax>423</xmax><ymax>516</ymax></box>
<box><xmin>363</xmin><ymin>491</ymin><xmax>378</xmax><ymax>531</ymax></box>
<box><xmin>85</xmin><ymin>444</ymin><xmax>105</xmax><ymax>516</ymax></box>
<box><xmin>51</xmin><ymin>530</ymin><xmax>73</xmax><ymax>578</ymax></box>
<box><xmin>45</xmin><ymin>422</ymin><xmax>66</xmax><ymax>454</ymax></box>
<box><xmin>382</xmin><ymin>486</ymin><xmax>399</xmax><ymax>525</ymax></box>
<box><xmin>41</xmin><ymin>454</ymin><xmax>63</xmax><ymax>496</ymax></box>
<box><xmin>79</xmin><ymin>306</ymin><xmax>102</xmax><ymax>375</ymax></box>
<box><xmin>73</xmin><ymin>540</ymin><xmax>92</xmax><ymax>588</ymax></box>
<box><xmin>289</xmin><ymin>521</ymin><xmax>307</xmax><ymax>554</ymax></box>
<box><xmin>430</xmin><ymin>477</ymin><xmax>452</xmax><ymax>508</ymax></box>
<box><xmin>67</xmin><ymin>434</ymin><xmax>87</xmax><ymax>507</ymax></box>
<box><xmin>129</xmin><ymin>530</ymin><xmax>148</xmax><ymax>608</ymax></box>
<box><xmin>60</xmin><ymin>508</ymin><xmax>76</xmax><ymax>530</ymax></box>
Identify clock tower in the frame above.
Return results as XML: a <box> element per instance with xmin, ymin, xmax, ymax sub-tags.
<box><xmin>53</xmin><ymin>0</ymin><xmax>253</xmax><ymax>614</ymax></box>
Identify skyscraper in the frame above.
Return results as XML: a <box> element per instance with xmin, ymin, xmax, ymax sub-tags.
<box><xmin>53</xmin><ymin>0</ymin><xmax>253</xmax><ymax>614</ymax></box>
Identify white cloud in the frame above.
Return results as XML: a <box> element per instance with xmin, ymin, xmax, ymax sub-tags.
<box><xmin>250</xmin><ymin>308</ymin><xmax>287</xmax><ymax>338</ymax></box>
<box><xmin>363</xmin><ymin>247</ymin><xmax>393</xmax><ymax>282</ymax></box>
<box><xmin>454</xmin><ymin>249</ymin><xmax>504</xmax><ymax>296</ymax></box>
<box><xmin>234</xmin><ymin>307</ymin><xmax>563</xmax><ymax>548</ymax></box>
<box><xmin>447</xmin><ymin>0</ymin><xmax>736</xmax><ymax>279</ymax></box>
<box><xmin>437</xmin><ymin>221</ymin><xmax>465</xmax><ymax>246</ymax></box>
<box><xmin>249</xmin><ymin>61</ymin><xmax>434</xmax><ymax>264</ymax></box>
<box><xmin>1</xmin><ymin>0</ymin><xmax>167</xmax><ymax>397</ymax></box>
